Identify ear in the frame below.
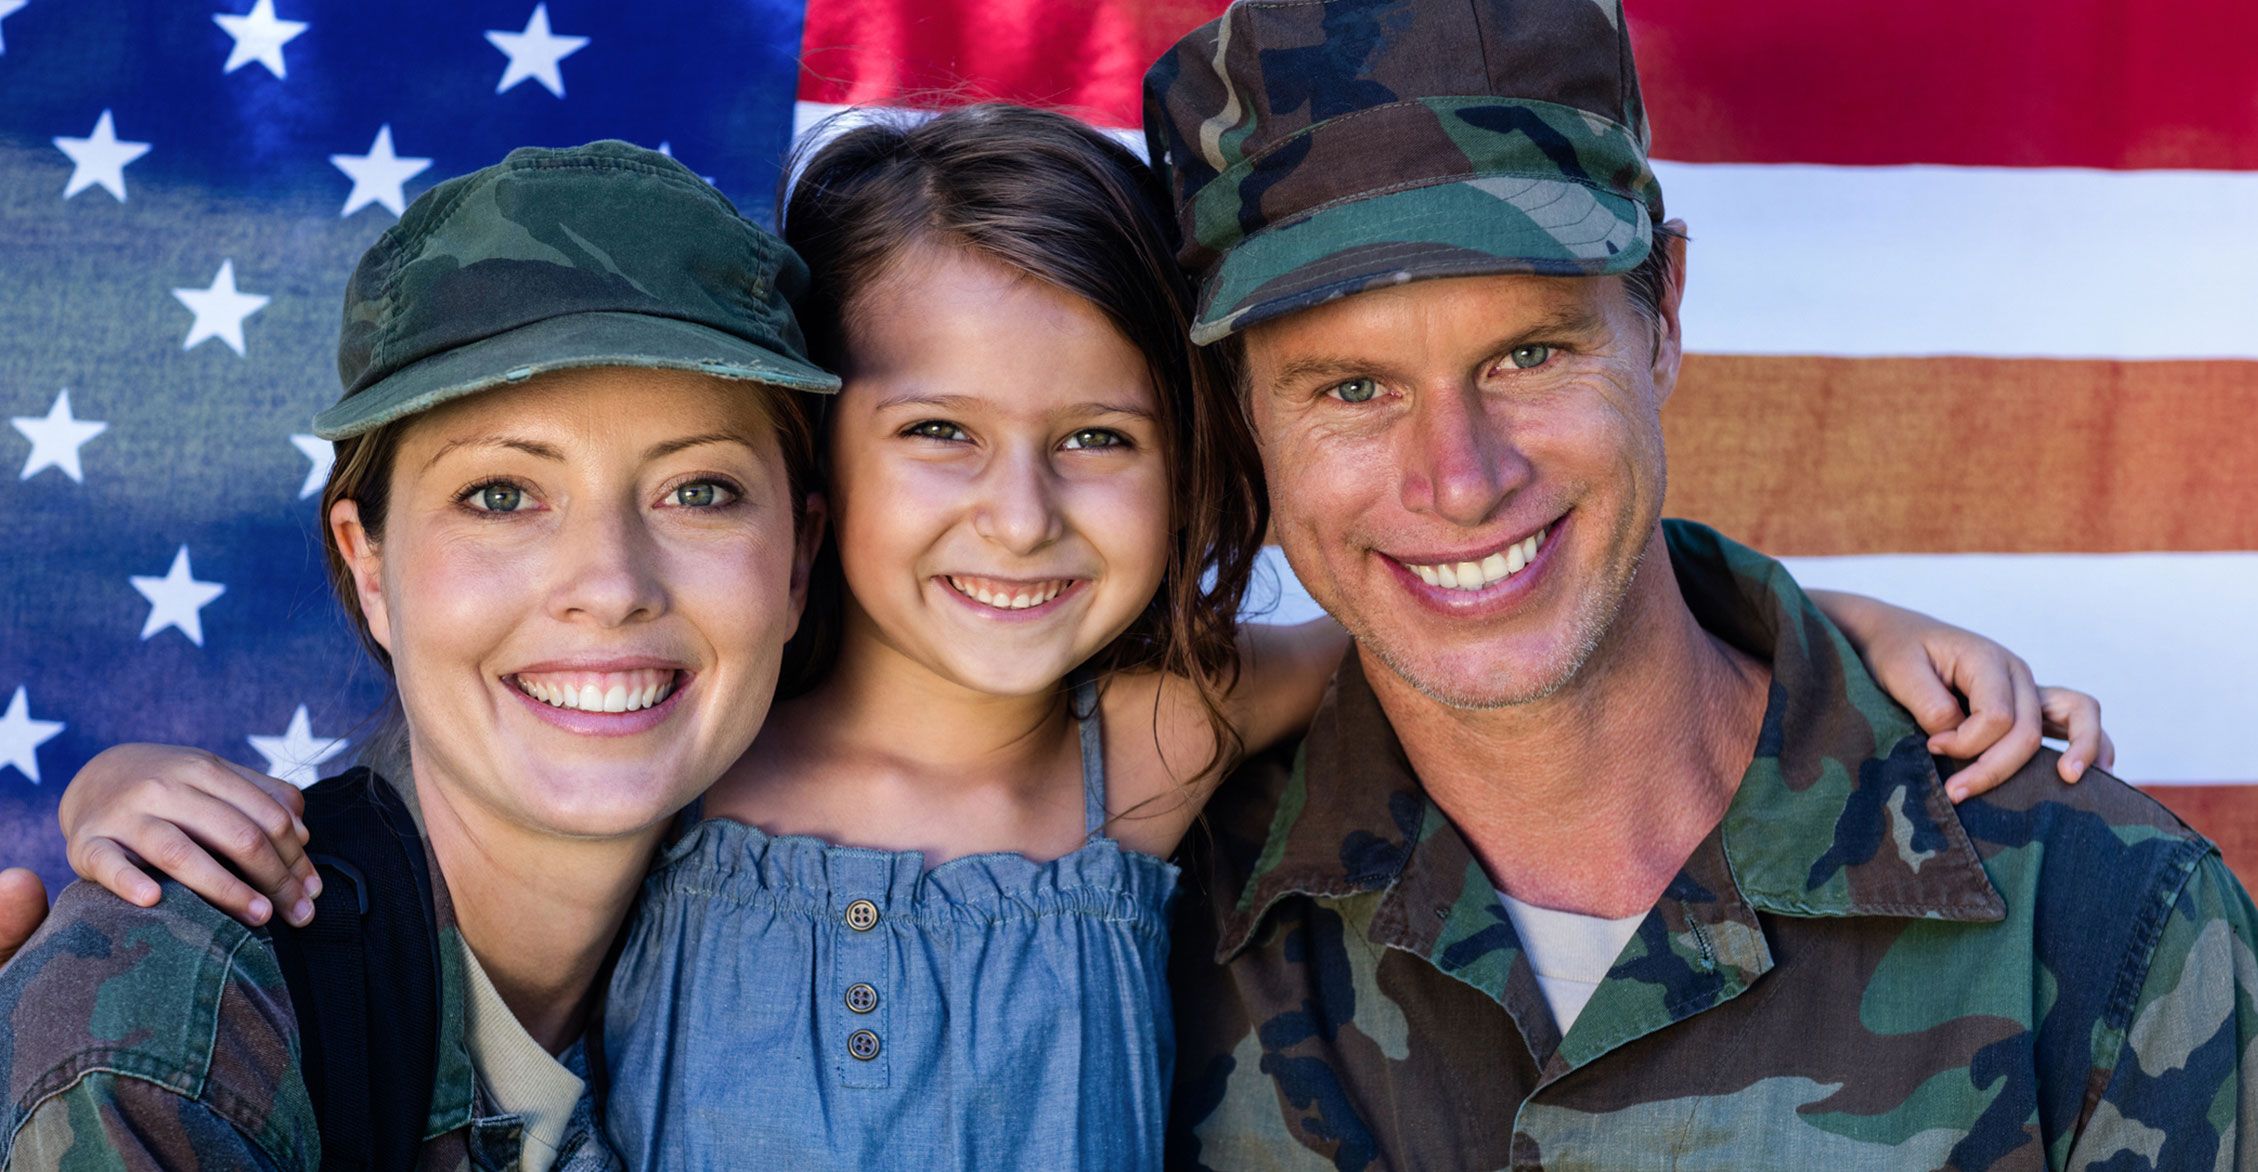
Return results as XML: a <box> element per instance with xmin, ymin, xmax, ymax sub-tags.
<box><xmin>329</xmin><ymin>498</ymin><xmax>393</xmax><ymax>655</ymax></box>
<box><xmin>1649</xmin><ymin>219</ymin><xmax>1689</xmax><ymax>406</ymax></box>
<box><xmin>785</xmin><ymin>491</ymin><xmax>829</xmax><ymax>636</ymax></box>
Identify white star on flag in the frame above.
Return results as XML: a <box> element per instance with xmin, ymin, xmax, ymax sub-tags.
<box><xmin>290</xmin><ymin>433</ymin><xmax>333</xmax><ymax>498</ymax></box>
<box><xmin>246</xmin><ymin>705</ymin><xmax>349</xmax><ymax>789</ymax></box>
<box><xmin>213</xmin><ymin>0</ymin><xmax>307</xmax><ymax>79</ymax></box>
<box><xmin>53</xmin><ymin>109</ymin><xmax>151</xmax><ymax>202</ymax></box>
<box><xmin>11</xmin><ymin>388</ymin><xmax>106</xmax><ymax>483</ymax></box>
<box><xmin>0</xmin><ymin>0</ymin><xmax>27</xmax><ymax>56</ymax></box>
<box><xmin>330</xmin><ymin>124</ymin><xmax>431</xmax><ymax>217</ymax></box>
<box><xmin>172</xmin><ymin>259</ymin><xmax>269</xmax><ymax>356</ymax></box>
<box><xmin>131</xmin><ymin>545</ymin><xmax>226</xmax><ymax>645</ymax></box>
<box><xmin>486</xmin><ymin>4</ymin><xmax>587</xmax><ymax>98</ymax></box>
<box><xmin>0</xmin><ymin>687</ymin><xmax>65</xmax><ymax>785</ymax></box>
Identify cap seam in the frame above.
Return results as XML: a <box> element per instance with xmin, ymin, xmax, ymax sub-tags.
<box><xmin>1196</xmin><ymin>165</ymin><xmax>1641</xmax><ymax>281</ymax></box>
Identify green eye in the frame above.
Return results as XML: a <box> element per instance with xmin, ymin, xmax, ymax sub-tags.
<box><xmin>1508</xmin><ymin>344</ymin><xmax>1552</xmax><ymax>370</ymax></box>
<box><xmin>1328</xmin><ymin>377</ymin><xmax>1381</xmax><ymax>403</ymax></box>
<box><xmin>673</xmin><ymin>482</ymin><xmax>717</xmax><ymax>507</ymax></box>
<box><xmin>475</xmin><ymin>483</ymin><xmax>523</xmax><ymax>512</ymax></box>
<box><xmin>1062</xmin><ymin>428</ymin><xmax>1126</xmax><ymax>450</ymax></box>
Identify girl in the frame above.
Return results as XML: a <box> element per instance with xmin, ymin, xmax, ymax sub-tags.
<box><xmin>41</xmin><ymin>107</ymin><xmax>2108</xmax><ymax>1168</ymax></box>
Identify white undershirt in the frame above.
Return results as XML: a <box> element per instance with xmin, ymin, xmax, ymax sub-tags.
<box><xmin>1495</xmin><ymin>891</ymin><xmax>1648</xmax><ymax>1034</ymax></box>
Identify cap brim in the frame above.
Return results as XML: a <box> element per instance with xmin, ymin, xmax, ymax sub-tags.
<box><xmin>313</xmin><ymin>310</ymin><xmax>840</xmax><ymax>440</ymax></box>
<box><xmin>1190</xmin><ymin>176</ymin><xmax>1652</xmax><ymax>345</ymax></box>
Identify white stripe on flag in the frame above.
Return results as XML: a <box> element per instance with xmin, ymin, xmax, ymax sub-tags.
<box><xmin>1243</xmin><ymin>546</ymin><xmax>2258</xmax><ymax>785</ymax></box>
<box><xmin>1656</xmin><ymin>162</ymin><xmax>2258</xmax><ymax>361</ymax></box>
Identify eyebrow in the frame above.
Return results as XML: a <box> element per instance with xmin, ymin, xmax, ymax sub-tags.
<box><xmin>1263</xmin><ymin>306</ymin><xmax>1611</xmax><ymax>391</ymax></box>
<box><xmin>870</xmin><ymin>390</ymin><xmax>1156</xmax><ymax>422</ymax></box>
<box><xmin>421</xmin><ymin>431</ymin><xmax>755</xmax><ymax>473</ymax></box>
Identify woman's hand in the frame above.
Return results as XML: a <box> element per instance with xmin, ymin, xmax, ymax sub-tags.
<box><xmin>57</xmin><ymin>744</ymin><xmax>320</xmax><ymax>927</ymax></box>
<box><xmin>1810</xmin><ymin>590</ymin><xmax>2115</xmax><ymax>802</ymax></box>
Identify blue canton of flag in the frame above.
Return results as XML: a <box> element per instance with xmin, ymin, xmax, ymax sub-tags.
<box><xmin>0</xmin><ymin>0</ymin><xmax>813</xmax><ymax>890</ymax></box>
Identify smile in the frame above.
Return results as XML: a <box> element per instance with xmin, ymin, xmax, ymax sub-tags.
<box><xmin>1399</xmin><ymin>523</ymin><xmax>1552</xmax><ymax>592</ymax></box>
<box><xmin>943</xmin><ymin>574</ymin><xmax>1079</xmax><ymax>612</ymax></box>
<box><xmin>509</xmin><ymin>667</ymin><xmax>680</xmax><ymax>713</ymax></box>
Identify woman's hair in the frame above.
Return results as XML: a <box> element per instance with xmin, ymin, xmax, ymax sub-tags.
<box><xmin>777</xmin><ymin>102</ymin><xmax>1269</xmax><ymax>781</ymax></box>
<box><xmin>316</xmin><ymin>381</ymin><xmax>821</xmax><ymax>674</ymax></box>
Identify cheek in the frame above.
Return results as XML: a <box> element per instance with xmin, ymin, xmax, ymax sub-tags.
<box><xmin>1082</xmin><ymin>466</ymin><xmax>1173</xmax><ymax>588</ymax></box>
<box><xmin>381</xmin><ymin>531</ymin><xmax>528</xmax><ymax>675</ymax></box>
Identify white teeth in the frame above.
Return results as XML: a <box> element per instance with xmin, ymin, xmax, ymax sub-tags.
<box><xmin>1405</xmin><ymin>524</ymin><xmax>1552</xmax><ymax>593</ymax></box>
<box><xmin>512</xmin><ymin>670</ymin><xmax>676</xmax><ymax>714</ymax></box>
<box><xmin>948</xmin><ymin>576</ymin><xmax>1069</xmax><ymax>611</ymax></box>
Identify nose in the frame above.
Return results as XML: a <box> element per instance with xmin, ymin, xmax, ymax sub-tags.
<box><xmin>972</xmin><ymin>443</ymin><xmax>1067</xmax><ymax>555</ymax></box>
<box><xmin>548</xmin><ymin>499</ymin><xmax>667</xmax><ymax>626</ymax></box>
<box><xmin>1399</xmin><ymin>384</ymin><xmax>1531</xmax><ymax>526</ymax></box>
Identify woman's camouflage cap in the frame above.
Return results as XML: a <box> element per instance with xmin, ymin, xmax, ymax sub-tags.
<box><xmin>1144</xmin><ymin>0</ymin><xmax>1665</xmax><ymax>345</ymax></box>
<box><xmin>315</xmin><ymin>140</ymin><xmax>839</xmax><ymax>440</ymax></box>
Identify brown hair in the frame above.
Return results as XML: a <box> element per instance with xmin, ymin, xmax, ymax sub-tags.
<box><xmin>317</xmin><ymin>378</ymin><xmax>821</xmax><ymax>675</ymax></box>
<box><xmin>777</xmin><ymin>103</ymin><xmax>1269</xmax><ymax>779</ymax></box>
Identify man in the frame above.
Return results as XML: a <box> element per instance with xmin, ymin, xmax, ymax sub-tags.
<box><xmin>1145</xmin><ymin>1</ymin><xmax>2258</xmax><ymax>1168</ymax></box>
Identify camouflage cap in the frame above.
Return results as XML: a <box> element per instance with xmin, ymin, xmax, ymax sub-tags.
<box><xmin>1143</xmin><ymin>0</ymin><xmax>1665</xmax><ymax>345</ymax></box>
<box><xmin>314</xmin><ymin>140</ymin><xmax>838</xmax><ymax>440</ymax></box>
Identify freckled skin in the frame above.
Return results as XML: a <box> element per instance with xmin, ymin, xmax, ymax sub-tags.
<box><xmin>336</xmin><ymin>367</ymin><xmax>811</xmax><ymax>839</ymax></box>
<box><xmin>1240</xmin><ymin>251</ymin><xmax>1682</xmax><ymax>710</ymax></box>
<box><xmin>824</xmin><ymin>245</ymin><xmax>1175</xmax><ymax>699</ymax></box>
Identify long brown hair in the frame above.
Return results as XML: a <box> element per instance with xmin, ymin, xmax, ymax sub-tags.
<box><xmin>777</xmin><ymin>103</ymin><xmax>1269</xmax><ymax>780</ymax></box>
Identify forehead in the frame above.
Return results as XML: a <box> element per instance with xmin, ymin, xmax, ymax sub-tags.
<box><xmin>395</xmin><ymin>366</ymin><xmax>783</xmax><ymax>463</ymax></box>
<box><xmin>843</xmin><ymin>246</ymin><xmax>1158</xmax><ymax>412</ymax></box>
<box><xmin>1239</xmin><ymin>271</ymin><xmax>1626</xmax><ymax>368</ymax></box>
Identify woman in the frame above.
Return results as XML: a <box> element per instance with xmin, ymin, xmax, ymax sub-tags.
<box><xmin>0</xmin><ymin>141</ymin><xmax>834</xmax><ymax>1170</ymax></box>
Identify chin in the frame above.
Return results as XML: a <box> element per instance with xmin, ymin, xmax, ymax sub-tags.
<box><xmin>512</xmin><ymin>761</ymin><xmax>700</xmax><ymax>839</ymax></box>
<box><xmin>942</xmin><ymin>651</ymin><xmax>1084</xmax><ymax>700</ymax></box>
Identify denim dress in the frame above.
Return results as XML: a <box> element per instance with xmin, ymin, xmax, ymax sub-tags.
<box><xmin>604</xmin><ymin>678</ymin><xmax>1180</xmax><ymax>1169</ymax></box>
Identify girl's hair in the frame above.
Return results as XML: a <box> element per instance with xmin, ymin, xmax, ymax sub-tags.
<box><xmin>777</xmin><ymin>103</ymin><xmax>1269</xmax><ymax>781</ymax></box>
<box><xmin>317</xmin><ymin>381</ymin><xmax>821</xmax><ymax>674</ymax></box>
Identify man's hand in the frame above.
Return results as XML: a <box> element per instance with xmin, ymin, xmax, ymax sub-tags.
<box><xmin>0</xmin><ymin>867</ymin><xmax>49</xmax><ymax>966</ymax></box>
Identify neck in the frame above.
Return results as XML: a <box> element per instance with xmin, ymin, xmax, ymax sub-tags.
<box><xmin>410</xmin><ymin>759</ymin><xmax>662</xmax><ymax>1053</ymax></box>
<box><xmin>793</xmin><ymin>603</ymin><xmax>1074</xmax><ymax>782</ymax></box>
<box><xmin>1367</xmin><ymin>529</ymin><xmax>1771</xmax><ymax>918</ymax></box>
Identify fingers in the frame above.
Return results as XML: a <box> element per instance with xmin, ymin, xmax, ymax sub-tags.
<box><xmin>167</xmin><ymin>787</ymin><xmax>314</xmax><ymax>925</ymax></box>
<box><xmin>1925</xmin><ymin>650</ymin><xmax>2019</xmax><ymax>762</ymax></box>
<box><xmin>1948</xmin><ymin>663</ymin><xmax>2044</xmax><ymax>803</ymax></box>
<box><xmin>2040</xmin><ymin>687</ymin><xmax>2106</xmax><ymax>782</ymax></box>
<box><xmin>0</xmin><ymin>867</ymin><xmax>49</xmax><ymax>966</ymax></box>
<box><xmin>125</xmin><ymin>822</ymin><xmax>274</xmax><ymax>927</ymax></box>
<box><xmin>1894</xmin><ymin>668</ymin><xmax>1968</xmax><ymax>740</ymax></box>
<box><xmin>70</xmin><ymin>837</ymin><xmax>160</xmax><ymax>908</ymax></box>
<box><xmin>181</xmin><ymin>760</ymin><xmax>320</xmax><ymax>904</ymax></box>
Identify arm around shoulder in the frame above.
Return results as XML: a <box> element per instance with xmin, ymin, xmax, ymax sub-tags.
<box><xmin>2066</xmin><ymin>851</ymin><xmax>2258</xmax><ymax>1170</ymax></box>
<box><xmin>0</xmin><ymin>883</ymin><xmax>316</xmax><ymax>1171</ymax></box>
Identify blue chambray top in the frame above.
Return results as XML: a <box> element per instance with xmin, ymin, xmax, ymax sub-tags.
<box><xmin>603</xmin><ymin>678</ymin><xmax>1180</xmax><ymax>1169</ymax></box>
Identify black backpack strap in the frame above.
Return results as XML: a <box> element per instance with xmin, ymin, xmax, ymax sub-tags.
<box><xmin>265</xmin><ymin>767</ymin><xmax>443</xmax><ymax>1172</ymax></box>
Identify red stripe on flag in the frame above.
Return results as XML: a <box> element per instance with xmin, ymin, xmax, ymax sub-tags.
<box><xmin>2143</xmin><ymin>787</ymin><xmax>2258</xmax><ymax>892</ymax></box>
<box><xmin>797</xmin><ymin>0</ymin><xmax>1226</xmax><ymax>125</ymax></box>
<box><xmin>799</xmin><ymin>0</ymin><xmax>2258</xmax><ymax>171</ymax></box>
<box><xmin>1631</xmin><ymin>0</ymin><xmax>2258</xmax><ymax>170</ymax></box>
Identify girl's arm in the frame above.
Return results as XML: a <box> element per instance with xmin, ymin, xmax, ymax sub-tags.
<box><xmin>51</xmin><ymin>743</ymin><xmax>319</xmax><ymax>926</ymax></box>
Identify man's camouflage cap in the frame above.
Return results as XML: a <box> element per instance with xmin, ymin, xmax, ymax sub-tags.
<box><xmin>315</xmin><ymin>140</ymin><xmax>838</xmax><ymax>440</ymax></box>
<box><xmin>1144</xmin><ymin>0</ymin><xmax>1665</xmax><ymax>345</ymax></box>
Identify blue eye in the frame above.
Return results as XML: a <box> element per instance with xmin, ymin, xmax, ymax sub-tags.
<box><xmin>1327</xmin><ymin>377</ymin><xmax>1381</xmax><ymax>403</ymax></box>
<box><xmin>906</xmin><ymin>420</ymin><xmax>969</xmax><ymax>442</ymax></box>
<box><xmin>465</xmin><ymin>482</ymin><xmax>525</xmax><ymax>512</ymax></box>
<box><xmin>1061</xmin><ymin>428</ymin><xmax>1128</xmax><ymax>451</ymax></box>
<box><xmin>670</xmin><ymin>480</ymin><xmax>737</xmax><ymax>508</ymax></box>
<box><xmin>1508</xmin><ymin>344</ymin><xmax>1552</xmax><ymax>370</ymax></box>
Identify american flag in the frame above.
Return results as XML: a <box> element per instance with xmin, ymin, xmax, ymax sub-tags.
<box><xmin>4</xmin><ymin>0</ymin><xmax>2255</xmax><ymax>893</ymax></box>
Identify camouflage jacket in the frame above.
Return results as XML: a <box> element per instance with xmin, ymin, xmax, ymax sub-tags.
<box><xmin>1168</xmin><ymin>521</ymin><xmax>2258</xmax><ymax>1170</ymax></box>
<box><xmin>0</xmin><ymin>773</ymin><xmax>621</xmax><ymax>1171</ymax></box>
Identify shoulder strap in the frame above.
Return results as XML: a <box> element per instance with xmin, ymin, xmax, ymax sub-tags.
<box><xmin>265</xmin><ymin>767</ymin><xmax>443</xmax><ymax>1171</ymax></box>
<box><xmin>1072</xmin><ymin>674</ymin><xmax>1108</xmax><ymax>837</ymax></box>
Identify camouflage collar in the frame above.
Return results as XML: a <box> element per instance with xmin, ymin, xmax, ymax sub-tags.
<box><xmin>1216</xmin><ymin>521</ymin><xmax>2005</xmax><ymax>964</ymax></box>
